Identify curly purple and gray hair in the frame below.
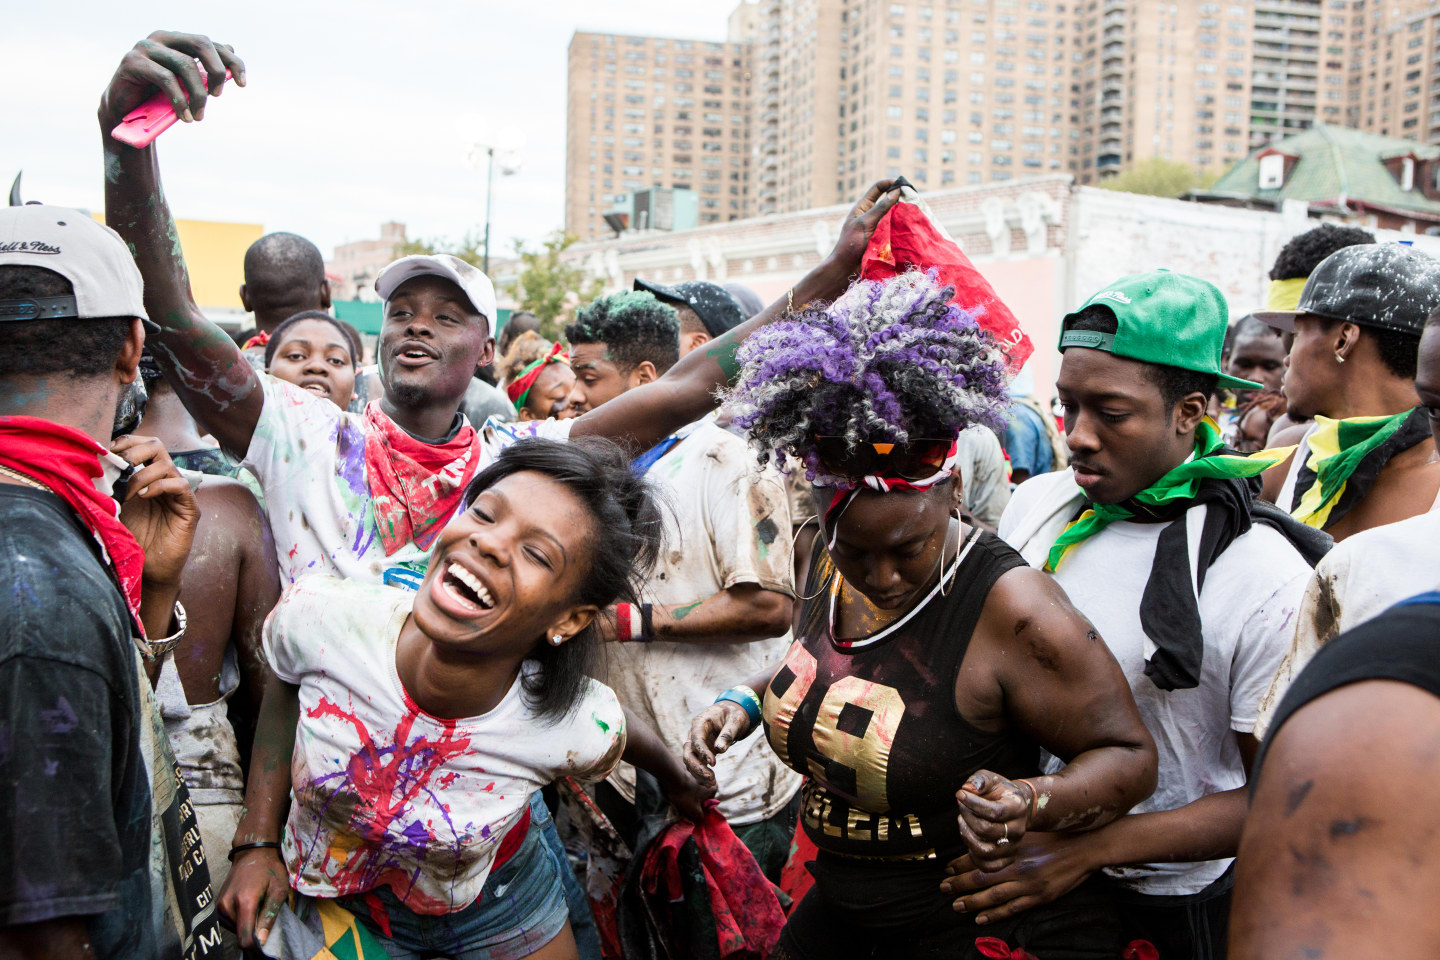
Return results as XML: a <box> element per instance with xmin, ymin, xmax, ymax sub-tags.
<box><xmin>724</xmin><ymin>269</ymin><xmax>1011</xmax><ymax>485</ymax></box>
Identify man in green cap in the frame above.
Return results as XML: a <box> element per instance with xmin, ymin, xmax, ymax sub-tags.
<box><xmin>941</xmin><ymin>270</ymin><xmax>1328</xmax><ymax>960</ymax></box>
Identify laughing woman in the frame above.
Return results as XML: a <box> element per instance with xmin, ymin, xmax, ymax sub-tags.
<box><xmin>685</xmin><ymin>270</ymin><xmax>1158</xmax><ymax>960</ymax></box>
<box><xmin>220</xmin><ymin>438</ymin><xmax>705</xmax><ymax>959</ymax></box>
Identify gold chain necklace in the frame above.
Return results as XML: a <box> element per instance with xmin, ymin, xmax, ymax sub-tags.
<box><xmin>0</xmin><ymin>463</ymin><xmax>52</xmax><ymax>493</ymax></box>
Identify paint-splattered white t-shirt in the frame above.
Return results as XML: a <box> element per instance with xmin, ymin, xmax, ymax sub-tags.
<box><xmin>264</xmin><ymin>575</ymin><xmax>626</xmax><ymax>915</ymax></box>
<box><xmin>600</xmin><ymin>418</ymin><xmax>803</xmax><ymax>825</ymax></box>
<box><xmin>243</xmin><ymin>375</ymin><xmax>573</xmax><ymax>586</ymax></box>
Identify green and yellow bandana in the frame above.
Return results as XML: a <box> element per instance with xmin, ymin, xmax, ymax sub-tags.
<box><xmin>1046</xmin><ymin>418</ymin><xmax>1291</xmax><ymax>572</ymax></box>
<box><xmin>1289</xmin><ymin>407</ymin><xmax>1431</xmax><ymax>530</ymax></box>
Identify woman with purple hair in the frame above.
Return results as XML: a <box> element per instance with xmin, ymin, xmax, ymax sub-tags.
<box><xmin>683</xmin><ymin>270</ymin><xmax>1158</xmax><ymax>959</ymax></box>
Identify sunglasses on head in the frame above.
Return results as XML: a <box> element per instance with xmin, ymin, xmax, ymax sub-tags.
<box><xmin>813</xmin><ymin>435</ymin><xmax>954</xmax><ymax>481</ymax></box>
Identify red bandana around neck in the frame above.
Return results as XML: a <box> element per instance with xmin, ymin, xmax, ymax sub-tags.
<box><xmin>363</xmin><ymin>402</ymin><xmax>481</xmax><ymax>556</ymax></box>
<box><xmin>0</xmin><ymin>416</ymin><xmax>147</xmax><ymax>635</ymax></box>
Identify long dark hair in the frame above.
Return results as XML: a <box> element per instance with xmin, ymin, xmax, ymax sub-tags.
<box><xmin>461</xmin><ymin>437</ymin><xmax>664</xmax><ymax>719</ymax></box>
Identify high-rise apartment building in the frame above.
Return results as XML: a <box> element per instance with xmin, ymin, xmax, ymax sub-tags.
<box><xmin>1354</xmin><ymin>1</ymin><xmax>1440</xmax><ymax>147</ymax></box>
<box><xmin>564</xmin><ymin>32</ymin><xmax>753</xmax><ymax>241</ymax></box>
<box><xmin>563</xmin><ymin>0</ymin><xmax>1440</xmax><ymax>236</ymax></box>
<box><xmin>1069</xmin><ymin>2</ymin><xmax>1255</xmax><ymax>182</ymax></box>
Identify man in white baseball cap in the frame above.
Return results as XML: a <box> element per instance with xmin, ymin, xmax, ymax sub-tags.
<box><xmin>0</xmin><ymin>203</ymin><xmax>222</xmax><ymax>958</ymax></box>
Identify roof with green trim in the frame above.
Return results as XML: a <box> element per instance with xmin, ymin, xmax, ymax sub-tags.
<box><xmin>1201</xmin><ymin>124</ymin><xmax>1440</xmax><ymax>217</ymax></box>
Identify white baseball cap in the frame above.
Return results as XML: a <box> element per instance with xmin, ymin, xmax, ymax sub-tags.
<box><xmin>374</xmin><ymin>254</ymin><xmax>497</xmax><ymax>328</ymax></box>
<box><xmin>0</xmin><ymin>205</ymin><xmax>148</xmax><ymax>324</ymax></box>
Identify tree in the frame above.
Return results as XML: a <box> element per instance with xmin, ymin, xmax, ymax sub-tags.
<box><xmin>391</xmin><ymin>228</ymin><xmax>486</xmax><ymax>267</ymax></box>
<box><xmin>1099</xmin><ymin>157</ymin><xmax>1224</xmax><ymax>198</ymax></box>
<box><xmin>506</xmin><ymin>231</ymin><xmax>604</xmax><ymax>340</ymax></box>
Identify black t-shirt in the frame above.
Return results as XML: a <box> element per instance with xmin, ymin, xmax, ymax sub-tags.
<box><xmin>1256</xmin><ymin>591</ymin><xmax>1440</xmax><ymax>785</ymax></box>
<box><xmin>0</xmin><ymin>486</ymin><xmax>221</xmax><ymax>958</ymax></box>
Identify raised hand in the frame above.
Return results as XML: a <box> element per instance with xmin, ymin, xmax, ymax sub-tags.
<box><xmin>99</xmin><ymin>31</ymin><xmax>246</xmax><ymax>135</ymax></box>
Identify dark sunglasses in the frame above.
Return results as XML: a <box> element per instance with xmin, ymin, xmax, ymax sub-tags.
<box><xmin>813</xmin><ymin>435</ymin><xmax>953</xmax><ymax>481</ymax></box>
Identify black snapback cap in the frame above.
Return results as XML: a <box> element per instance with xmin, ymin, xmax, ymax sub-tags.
<box><xmin>1254</xmin><ymin>243</ymin><xmax>1440</xmax><ymax>335</ymax></box>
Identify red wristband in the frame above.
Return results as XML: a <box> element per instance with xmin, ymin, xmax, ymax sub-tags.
<box><xmin>616</xmin><ymin>603</ymin><xmax>633</xmax><ymax>643</ymax></box>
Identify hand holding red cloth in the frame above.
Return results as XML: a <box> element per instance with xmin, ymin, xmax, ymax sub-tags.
<box><xmin>363</xmin><ymin>402</ymin><xmax>481</xmax><ymax>556</ymax></box>
<box><xmin>640</xmin><ymin>800</ymin><xmax>786</xmax><ymax>959</ymax></box>
<box><xmin>860</xmin><ymin>194</ymin><xmax>1033</xmax><ymax>372</ymax></box>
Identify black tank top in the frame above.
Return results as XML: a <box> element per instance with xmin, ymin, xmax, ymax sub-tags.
<box><xmin>763</xmin><ymin>528</ymin><xmax>1040</xmax><ymax>861</ymax></box>
<box><xmin>1255</xmin><ymin>591</ymin><xmax>1440</xmax><ymax>787</ymax></box>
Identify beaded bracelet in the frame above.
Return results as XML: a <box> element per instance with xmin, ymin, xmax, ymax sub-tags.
<box><xmin>714</xmin><ymin>684</ymin><xmax>763</xmax><ymax>732</ymax></box>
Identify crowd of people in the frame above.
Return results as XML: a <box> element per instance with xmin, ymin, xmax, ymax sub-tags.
<box><xmin>5</xmin><ymin>28</ymin><xmax>1440</xmax><ymax>960</ymax></box>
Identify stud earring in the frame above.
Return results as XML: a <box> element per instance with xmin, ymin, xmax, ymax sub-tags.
<box><xmin>551</xmin><ymin>634</ymin><xmax>564</xmax><ymax>645</ymax></box>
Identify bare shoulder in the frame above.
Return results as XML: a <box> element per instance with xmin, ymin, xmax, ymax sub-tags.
<box><xmin>194</xmin><ymin>474</ymin><xmax>270</xmax><ymax>546</ymax></box>
<box><xmin>1235</xmin><ymin>680</ymin><xmax>1440</xmax><ymax>957</ymax></box>
<box><xmin>977</xmin><ymin>564</ymin><xmax>1102</xmax><ymax>672</ymax></box>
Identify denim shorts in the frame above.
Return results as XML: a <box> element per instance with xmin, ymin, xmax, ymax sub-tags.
<box><xmin>334</xmin><ymin>800</ymin><xmax>570</xmax><ymax>960</ymax></box>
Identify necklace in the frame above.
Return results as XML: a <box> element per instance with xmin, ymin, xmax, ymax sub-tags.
<box><xmin>828</xmin><ymin>526</ymin><xmax>980</xmax><ymax>650</ymax></box>
<box><xmin>0</xmin><ymin>463</ymin><xmax>51</xmax><ymax>493</ymax></box>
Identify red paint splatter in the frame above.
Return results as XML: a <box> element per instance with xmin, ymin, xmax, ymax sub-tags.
<box><xmin>301</xmin><ymin>697</ymin><xmax>473</xmax><ymax>909</ymax></box>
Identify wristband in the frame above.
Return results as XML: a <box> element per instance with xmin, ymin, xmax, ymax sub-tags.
<box><xmin>1017</xmin><ymin>778</ymin><xmax>1042</xmax><ymax>823</ymax></box>
<box><xmin>616</xmin><ymin>603</ymin><xmax>653</xmax><ymax>643</ymax></box>
<box><xmin>228</xmin><ymin>840</ymin><xmax>283</xmax><ymax>861</ymax></box>
<box><xmin>715</xmin><ymin>684</ymin><xmax>763</xmax><ymax>732</ymax></box>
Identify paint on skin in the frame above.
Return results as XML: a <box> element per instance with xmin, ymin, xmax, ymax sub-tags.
<box><xmin>707</xmin><ymin>337</ymin><xmax>742</xmax><ymax>382</ymax></box>
<box><xmin>672</xmin><ymin>599</ymin><xmax>703</xmax><ymax>621</ymax></box>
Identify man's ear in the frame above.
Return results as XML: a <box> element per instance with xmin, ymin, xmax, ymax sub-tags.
<box><xmin>1334</xmin><ymin>322</ymin><xmax>1362</xmax><ymax>363</ymax></box>
<box><xmin>1173</xmin><ymin>391</ymin><xmax>1210</xmax><ymax>435</ymax></box>
<box><xmin>319</xmin><ymin>278</ymin><xmax>332</xmax><ymax>310</ymax></box>
<box><xmin>476</xmin><ymin>335</ymin><xmax>496</xmax><ymax>372</ymax></box>
<box><xmin>680</xmin><ymin>330</ymin><xmax>710</xmax><ymax>356</ymax></box>
<box><xmin>116</xmin><ymin>318</ymin><xmax>146</xmax><ymax>384</ymax></box>
<box><xmin>629</xmin><ymin>360</ymin><xmax>659</xmax><ymax>387</ymax></box>
<box><xmin>239</xmin><ymin>283</ymin><xmax>252</xmax><ymax>313</ymax></box>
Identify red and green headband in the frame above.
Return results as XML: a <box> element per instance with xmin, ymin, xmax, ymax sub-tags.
<box><xmin>505</xmin><ymin>341</ymin><xmax>571</xmax><ymax>409</ymax></box>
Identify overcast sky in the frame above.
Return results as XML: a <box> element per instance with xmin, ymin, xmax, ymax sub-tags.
<box><xmin>1</xmin><ymin>0</ymin><xmax>739</xmax><ymax>262</ymax></box>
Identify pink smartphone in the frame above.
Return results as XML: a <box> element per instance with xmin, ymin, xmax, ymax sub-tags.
<box><xmin>111</xmin><ymin>67</ymin><xmax>232</xmax><ymax>148</ymax></box>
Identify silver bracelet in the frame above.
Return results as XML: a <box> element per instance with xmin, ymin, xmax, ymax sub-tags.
<box><xmin>143</xmin><ymin>601</ymin><xmax>188</xmax><ymax>660</ymax></box>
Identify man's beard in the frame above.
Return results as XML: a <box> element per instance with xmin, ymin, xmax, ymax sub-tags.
<box><xmin>384</xmin><ymin>376</ymin><xmax>433</xmax><ymax>410</ymax></box>
<box><xmin>111</xmin><ymin>378</ymin><xmax>148</xmax><ymax>440</ymax></box>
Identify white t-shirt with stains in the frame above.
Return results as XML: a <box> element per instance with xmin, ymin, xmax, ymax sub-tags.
<box><xmin>264</xmin><ymin>576</ymin><xmax>626</xmax><ymax>915</ymax></box>
<box><xmin>999</xmin><ymin>469</ymin><xmax>1310</xmax><ymax>896</ymax></box>
<box><xmin>243</xmin><ymin>374</ymin><xmax>572</xmax><ymax>586</ymax></box>
<box><xmin>1254</xmin><ymin>503</ymin><xmax>1440</xmax><ymax>739</ymax></box>
<box><xmin>600</xmin><ymin>418</ymin><xmax>803</xmax><ymax>825</ymax></box>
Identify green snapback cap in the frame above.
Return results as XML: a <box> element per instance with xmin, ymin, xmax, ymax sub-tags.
<box><xmin>1058</xmin><ymin>269</ymin><xmax>1262</xmax><ymax>392</ymax></box>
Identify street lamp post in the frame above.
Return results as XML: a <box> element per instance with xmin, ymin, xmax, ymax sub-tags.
<box><xmin>465</xmin><ymin>130</ymin><xmax>524</xmax><ymax>276</ymax></box>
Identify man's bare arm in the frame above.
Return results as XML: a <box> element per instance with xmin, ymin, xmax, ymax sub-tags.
<box><xmin>570</xmin><ymin>180</ymin><xmax>901</xmax><ymax>452</ymax></box>
<box><xmin>99</xmin><ymin>31</ymin><xmax>261</xmax><ymax>458</ymax></box>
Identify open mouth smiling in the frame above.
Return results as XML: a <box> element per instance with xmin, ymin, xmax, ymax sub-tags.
<box><xmin>438</xmin><ymin>560</ymin><xmax>496</xmax><ymax>613</ymax></box>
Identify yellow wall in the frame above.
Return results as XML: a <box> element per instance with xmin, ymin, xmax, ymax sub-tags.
<box><xmin>93</xmin><ymin>213</ymin><xmax>262</xmax><ymax>310</ymax></box>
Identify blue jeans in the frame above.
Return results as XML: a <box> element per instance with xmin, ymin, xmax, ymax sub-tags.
<box><xmin>335</xmin><ymin>797</ymin><xmax>570</xmax><ymax>960</ymax></box>
<box><xmin>531</xmin><ymin>794</ymin><xmax>602</xmax><ymax>960</ymax></box>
